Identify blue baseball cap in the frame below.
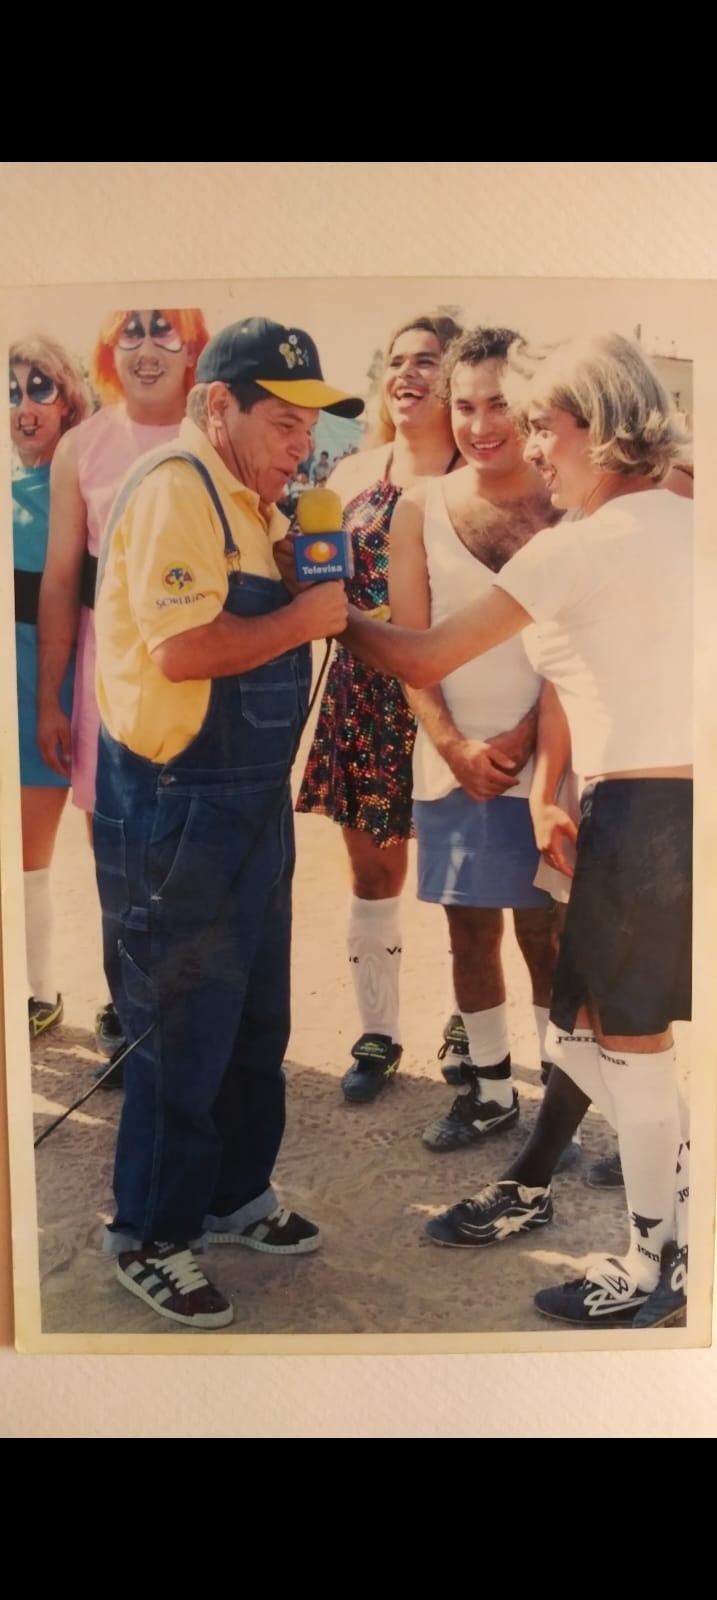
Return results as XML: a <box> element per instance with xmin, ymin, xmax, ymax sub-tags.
<box><xmin>196</xmin><ymin>316</ymin><xmax>364</xmax><ymax>419</ymax></box>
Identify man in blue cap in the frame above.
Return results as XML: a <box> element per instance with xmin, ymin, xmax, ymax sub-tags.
<box><xmin>93</xmin><ymin>317</ymin><xmax>361</xmax><ymax>1328</ymax></box>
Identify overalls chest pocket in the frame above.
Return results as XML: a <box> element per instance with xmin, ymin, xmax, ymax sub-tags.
<box><xmin>233</xmin><ymin>657</ymin><xmax>302</xmax><ymax>729</ymax></box>
<box><xmin>225</xmin><ymin>574</ymin><xmax>308</xmax><ymax>731</ymax></box>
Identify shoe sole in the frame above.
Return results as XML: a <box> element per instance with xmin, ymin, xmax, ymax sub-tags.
<box><xmin>342</xmin><ymin>1083</ymin><xmax>395</xmax><ymax>1103</ymax></box>
<box><xmin>584</xmin><ymin>1172</ymin><xmax>625</xmax><ymax>1189</ymax></box>
<box><xmin>533</xmin><ymin>1302</ymin><xmax>643</xmax><ymax>1327</ymax></box>
<box><xmin>633</xmin><ymin>1304</ymin><xmax>687</xmax><ymax>1329</ymax></box>
<box><xmin>207</xmin><ymin>1231</ymin><xmax>321</xmax><ymax>1254</ymax></box>
<box><xmin>426</xmin><ymin>1213</ymin><xmax>553</xmax><ymax>1248</ymax></box>
<box><xmin>117</xmin><ymin>1266</ymin><xmax>234</xmax><ymax>1328</ymax></box>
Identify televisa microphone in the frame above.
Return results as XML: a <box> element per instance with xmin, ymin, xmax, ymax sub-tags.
<box><xmin>293</xmin><ymin>488</ymin><xmax>354</xmax><ymax>582</ymax></box>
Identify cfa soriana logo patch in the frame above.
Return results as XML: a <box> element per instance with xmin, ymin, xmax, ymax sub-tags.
<box><xmin>162</xmin><ymin>563</ymin><xmax>195</xmax><ymax>592</ymax></box>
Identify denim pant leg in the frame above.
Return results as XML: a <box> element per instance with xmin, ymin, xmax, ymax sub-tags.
<box><xmin>108</xmin><ymin>783</ymin><xmax>292</xmax><ymax>1247</ymax></box>
<box><xmin>106</xmin><ymin>910</ymin><xmax>253</xmax><ymax>1247</ymax></box>
<box><xmin>207</xmin><ymin>840</ymin><xmax>293</xmax><ymax>1219</ymax></box>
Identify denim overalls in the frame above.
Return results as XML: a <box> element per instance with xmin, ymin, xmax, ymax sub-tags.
<box><xmin>93</xmin><ymin>451</ymin><xmax>311</xmax><ymax>1249</ymax></box>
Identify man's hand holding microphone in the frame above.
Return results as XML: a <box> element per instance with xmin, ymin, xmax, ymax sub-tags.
<box><xmin>274</xmin><ymin>486</ymin><xmax>352</xmax><ymax>642</ymax></box>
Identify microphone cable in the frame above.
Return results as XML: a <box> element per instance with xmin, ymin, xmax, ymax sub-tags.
<box><xmin>33</xmin><ymin>634</ymin><xmax>334</xmax><ymax>1149</ymax></box>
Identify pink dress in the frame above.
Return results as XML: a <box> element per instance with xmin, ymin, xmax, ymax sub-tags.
<box><xmin>71</xmin><ymin>406</ymin><xmax>182</xmax><ymax>810</ymax></box>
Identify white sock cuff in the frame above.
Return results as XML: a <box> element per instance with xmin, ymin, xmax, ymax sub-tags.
<box><xmin>599</xmin><ymin>1045</ymin><xmax>678</xmax><ymax>1118</ymax></box>
<box><xmin>533</xmin><ymin>1005</ymin><xmax>550</xmax><ymax>1061</ymax></box>
<box><xmin>348</xmin><ymin>894</ymin><xmax>402</xmax><ymax>925</ymax></box>
<box><xmin>24</xmin><ymin>866</ymin><xmax>51</xmax><ymax>895</ymax></box>
<box><xmin>462</xmin><ymin>1003</ymin><xmax>510</xmax><ymax>1068</ymax></box>
<box><xmin>24</xmin><ymin>868</ymin><xmax>55</xmax><ymax>1003</ymax></box>
<box><xmin>545</xmin><ymin>1021</ymin><xmax>596</xmax><ymax>1065</ymax></box>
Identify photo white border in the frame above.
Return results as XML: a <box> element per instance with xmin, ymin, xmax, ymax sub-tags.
<box><xmin>1</xmin><ymin>163</ymin><xmax>716</xmax><ymax>1436</ymax></box>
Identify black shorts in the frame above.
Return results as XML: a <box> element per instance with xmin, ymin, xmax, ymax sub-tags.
<box><xmin>549</xmin><ymin>778</ymin><xmax>692</xmax><ymax>1036</ymax></box>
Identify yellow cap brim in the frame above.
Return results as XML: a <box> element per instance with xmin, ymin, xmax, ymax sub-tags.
<box><xmin>256</xmin><ymin>378</ymin><xmax>364</xmax><ymax>418</ymax></box>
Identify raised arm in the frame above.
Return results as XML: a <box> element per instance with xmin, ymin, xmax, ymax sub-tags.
<box><xmin>37</xmin><ymin>429</ymin><xmax>88</xmax><ymax>775</ymax></box>
<box><xmin>344</xmin><ymin>579</ymin><xmax>531</xmax><ymax>687</ymax></box>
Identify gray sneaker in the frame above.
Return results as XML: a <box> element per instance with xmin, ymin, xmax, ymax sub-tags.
<box><xmin>585</xmin><ymin>1152</ymin><xmax>624</xmax><ymax>1189</ymax></box>
<box><xmin>94</xmin><ymin>1002</ymin><xmax>126</xmax><ymax>1058</ymax></box>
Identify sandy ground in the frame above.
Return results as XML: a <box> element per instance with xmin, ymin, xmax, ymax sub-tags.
<box><xmin>26</xmin><ymin>663</ymin><xmax>661</xmax><ymax>1341</ymax></box>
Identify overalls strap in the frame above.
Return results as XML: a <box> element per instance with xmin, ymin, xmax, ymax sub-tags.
<box><xmin>96</xmin><ymin>448</ymin><xmax>238</xmax><ymax>598</ymax></box>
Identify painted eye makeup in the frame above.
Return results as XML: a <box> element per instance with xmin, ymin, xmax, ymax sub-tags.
<box><xmin>10</xmin><ymin>365</ymin><xmax>61</xmax><ymax>407</ymax></box>
<box><xmin>117</xmin><ymin>311</ymin><xmax>184</xmax><ymax>353</ymax></box>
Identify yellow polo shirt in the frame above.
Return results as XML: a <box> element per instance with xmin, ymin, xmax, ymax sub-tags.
<box><xmin>95</xmin><ymin>417</ymin><xmax>288</xmax><ymax>762</ymax></box>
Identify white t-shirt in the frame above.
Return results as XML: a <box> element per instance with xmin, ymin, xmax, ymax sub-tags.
<box><xmin>496</xmin><ymin>489</ymin><xmax>692</xmax><ymax>775</ymax></box>
<box><xmin>413</xmin><ymin>480</ymin><xmax>543</xmax><ymax>802</ymax></box>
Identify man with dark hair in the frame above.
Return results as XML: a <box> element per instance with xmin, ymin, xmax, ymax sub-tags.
<box><xmin>389</xmin><ymin>326</ymin><xmax>574</xmax><ymax>1163</ymax></box>
<box><xmin>93</xmin><ymin>317</ymin><xmax>360</xmax><ymax>1328</ymax></box>
<box><xmin>312</xmin><ymin>449</ymin><xmax>331</xmax><ymax>485</ymax></box>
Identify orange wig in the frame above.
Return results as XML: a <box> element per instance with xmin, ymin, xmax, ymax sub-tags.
<box><xmin>91</xmin><ymin>308</ymin><xmax>211</xmax><ymax>403</ymax></box>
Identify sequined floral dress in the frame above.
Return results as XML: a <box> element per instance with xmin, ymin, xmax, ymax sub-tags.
<box><xmin>296</xmin><ymin>474</ymin><xmax>416</xmax><ymax>846</ymax></box>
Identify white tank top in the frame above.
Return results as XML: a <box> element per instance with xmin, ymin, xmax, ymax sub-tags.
<box><xmin>412</xmin><ymin>479</ymin><xmax>542</xmax><ymax>802</ymax></box>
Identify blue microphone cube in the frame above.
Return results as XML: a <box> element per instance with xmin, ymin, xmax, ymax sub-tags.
<box><xmin>293</xmin><ymin>529</ymin><xmax>354</xmax><ymax>582</ymax></box>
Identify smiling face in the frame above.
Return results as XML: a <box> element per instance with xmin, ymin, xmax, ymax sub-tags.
<box><xmin>112</xmin><ymin>309</ymin><xmax>193</xmax><ymax>422</ymax></box>
<box><xmin>523</xmin><ymin>403</ymin><xmax>598</xmax><ymax>510</ymax></box>
<box><xmin>383</xmin><ymin>328</ymin><xmax>445</xmax><ymax>432</ymax></box>
<box><xmin>450</xmin><ymin>358</ymin><xmax>525</xmax><ymax>478</ymax></box>
<box><xmin>212</xmin><ymin>390</ymin><xmax>319</xmax><ymax>503</ymax></box>
<box><xmin>10</xmin><ymin>362</ymin><xmax>69</xmax><ymax>467</ymax></box>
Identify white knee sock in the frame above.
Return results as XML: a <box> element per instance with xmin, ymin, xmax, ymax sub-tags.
<box><xmin>537</xmin><ymin>1010</ymin><xmax>581</xmax><ymax>1142</ymax></box>
<box><xmin>675</xmin><ymin>1083</ymin><xmax>690</xmax><ymax>1250</ymax></box>
<box><xmin>24</xmin><ymin>868</ymin><xmax>57</xmax><ymax>1003</ymax></box>
<box><xmin>347</xmin><ymin>895</ymin><xmax>402</xmax><ymax>1044</ymax></box>
<box><xmin>445</xmin><ymin>965</ymin><xmax>461</xmax><ymax>1019</ymax></box>
<box><xmin>463</xmin><ymin>1004</ymin><xmax>513</xmax><ymax>1107</ymax></box>
<box><xmin>600</xmin><ymin>1046</ymin><xmax>681</xmax><ymax>1290</ymax></box>
<box><xmin>533</xmin><ymin>1004</ymin><xmax>550</xmax><ymax>1065</ymax></box>
<box><xmin>545</xmin><ymin>1022</ymin><xmax>617</xmax><ymax>1128</ymax></box>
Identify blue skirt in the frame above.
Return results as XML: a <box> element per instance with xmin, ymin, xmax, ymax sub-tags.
<box><xmin>414</xmin><ymin>790</ymin><xmax>551</xmax><ymax>908</ymax></box>
<box><xmin>16</xmin><ymin>621</ymin><xmax>74</xmax><ymax>788</ymax></box>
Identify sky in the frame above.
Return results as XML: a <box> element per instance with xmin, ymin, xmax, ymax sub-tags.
<box><xmin>6</xmin><ymin>275</ymin><xmax>696</xmax><ymax>401</ymax></box>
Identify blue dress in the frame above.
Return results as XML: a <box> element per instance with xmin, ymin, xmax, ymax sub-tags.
<box><xmin>13</xmin><ymin>462</ymin><xmax>74</xmax><ymax>787</ymax></box>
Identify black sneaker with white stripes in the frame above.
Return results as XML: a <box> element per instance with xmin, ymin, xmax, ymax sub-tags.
<box><xmin>534</xmin><ymin>1257</ymin><xmax>649</xmax><ymax>1326</ymax></box>
<box><xmin>422</xmin><ymin>1066</ymin><xmax>519</xmax><ymax>1150</ymax></box>
<box><xmin>632</xmin><ymin>1242</ymin><xmax>688</xmax><ymax>1328</ymax></box>
<box><xmin>117</xmin><ymin>1242</ymin><xmax>234</xmax><ymax>1328</ymax></box>
<box><xmin>426</xmin><ymin>1180</ymin><xmax>553</xmax><ymax>1247</ymax></box>
<box><xmin>204</xmin><ymin>1205</ymin><xmax>321</xmax><ymax>1254</ymax></box>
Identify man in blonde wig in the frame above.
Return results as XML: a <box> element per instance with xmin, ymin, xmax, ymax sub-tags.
<box><xmin>343</xmin><ymin>332</ymin><xmax>692</xmax><ymax>1329</ymax></box>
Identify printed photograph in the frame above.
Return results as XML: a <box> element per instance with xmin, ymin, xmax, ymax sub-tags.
<box><xmin>1</xmin><ymin>273</ymin><xmax>712</xmax><ymax>1353</ymax></box>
